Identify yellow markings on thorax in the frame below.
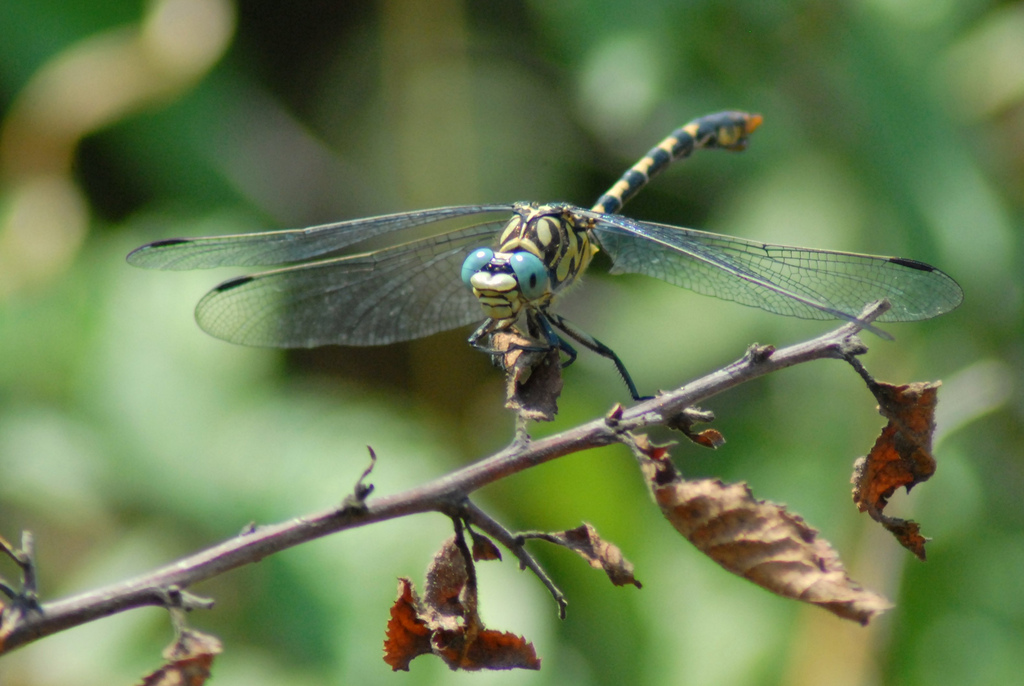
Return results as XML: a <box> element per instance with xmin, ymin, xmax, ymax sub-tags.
<box><xmin>501</xmin><ymin>205</ymin><xmax>597</xmax><ymax>291</ymax></box>
<box><xmin>499</xmin><ymin>215</ymin><xmax>521</xmax><ymax>246</ymax></box>
<box><xmin>501</xmin><ymin>236</ymin><xmax>543</xmax><ymax>258</ymax></box>
<box><xmin>473</xmin><ymin>204</ymin><xmax>602</xmax><ymax>322</ymax></box>
<box><xmin>534</xmin><ymin>215</ymin><xmax>556</xmax><ymax>247</ymax></box>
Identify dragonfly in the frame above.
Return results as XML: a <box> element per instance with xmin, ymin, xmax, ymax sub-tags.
<box><xmin>128</xmin><ymin>111</ymin><xmax>963</xmax><ymax>401</ymax></box>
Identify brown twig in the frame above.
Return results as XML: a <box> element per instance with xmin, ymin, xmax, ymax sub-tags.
<box><xmin>460</xmin><ymin>500</ymin><xmax>569</xmax><ymax>618</ymax></box>
<box><xmin>0</xmin><ymin>301</ymin><xmax>891</xmax><ymax>654</ymax></box>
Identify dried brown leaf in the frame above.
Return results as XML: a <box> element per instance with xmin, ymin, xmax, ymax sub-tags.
<box><xmin>547</xmin><ymin>523</ymin><xmax>641</xmax><ymax>588</ymax></box>
<box><xmin>470</xmin><ymin>531</ymin><xmax>502</xmax><ymax>562</ymax></box>
<box><xmin>642</xmin><ymin>452</ymin><xmax>891</xmax><ymax>625</ymax></box>
<box><xmin>383</xmin><ymin>579</ymin><xmax>433</xmax><ymax>671</ymax></box>
<box><xmin>138</xmin><ymin>628</ymin><xmax>222</xmax><ymax>686</ymax></box>
<box><xmin>632</xmin><ymin>433</ymin><xmax>674</xmax><ymax>462</ymax></box>
<box><xmin>434</xmin><ymin>627</ymin><xmax>541</xmax><ymax>671</ymax></box>
<box><xmin>493</xmin><ymin>331</ymin><xmax>562</xmax><ymax>422</ymax></box>
<box><xmin>422</xmin><ymin>537</ymin><xmax>474</xmax><ymax>630</ymax></box>
<box><xmin>665</xmin><ymin>407</ymin><xmax>725</xmax><ymax>449</ymax></box>
<box><xmin>852</xmin><ymin>381</ymin><xmax>940</xmax><ymax>559</ymax></box>
<box><xmin>384</xmin><ymin>537</ymin><xmax>540</xmax><ymax>671</ymax></box>
<box><xmin>879</xmin><ymin>517</ymin><xmax>928</xmax><ymax>560</ymax></box>
<box><xmin>688</xmin><ymin>428</ymin><xmax>726</xmax><ymax>449</ymax></box>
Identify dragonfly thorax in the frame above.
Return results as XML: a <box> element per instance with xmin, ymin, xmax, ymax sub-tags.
<box><xmin>461</xmin><ymin>203</ymin><xmax>599</xmax><ymax>323</ymax></box>
<box><xmin>502</xmin><ymin>203</ymin><xmax>597</xmax><ymax>288</ymax></box>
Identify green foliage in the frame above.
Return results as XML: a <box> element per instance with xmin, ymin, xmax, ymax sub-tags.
<box><xmin>2</xmin><ymin>1</ymin><xmax>1022</xmax><ymax>684</ymax></box>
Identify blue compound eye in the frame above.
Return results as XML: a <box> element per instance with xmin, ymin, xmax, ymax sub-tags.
<box><xmin>461</xmin><ymin>248</ymin><xmax>494</xmax><ymax>286</ymax></box>
<box><xmin>510</xmin><ymin>251</ymin><xmax>548</xmax><ymax>300</ymax></box>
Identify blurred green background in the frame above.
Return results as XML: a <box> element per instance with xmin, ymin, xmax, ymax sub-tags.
<box><xmin>1</xmin><ymin>1</ymin><xmax>1021</xmax><ymax>684</ymax></box>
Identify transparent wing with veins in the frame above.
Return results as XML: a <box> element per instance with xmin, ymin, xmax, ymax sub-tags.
<box><xmin>128</xmin><ymin>206</ymin><xmax>514</xmax><ymax>346</ymax></box>
<box><xmin>589</xmin><ymin>213</ymin><xmax>963</xmax><ymax>329</ymax></box>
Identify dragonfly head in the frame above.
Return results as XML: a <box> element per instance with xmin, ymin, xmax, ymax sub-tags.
<box><xmin>461</xmin><ymin>204</ymin><xmax>597</xmax><ymax>322</ymax></box>
<box><xmin>461</xmin><ymin>247</ymin><xmax>551</xmax><ymax>321</ymax></box>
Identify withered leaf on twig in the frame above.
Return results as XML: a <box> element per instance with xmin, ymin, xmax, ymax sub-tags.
<box><xmin>138</xmin><ymin>628</ymin><xmax>222</xmax><ymax>686</ymax></box>
<box><xmin>383</xmin><ymin>537</ymin><xmax>540</xmax><ymax>672</ymax></box>
<box><xmin>685</xmin><ymin>428</ymin><xmax>726</xmax><ymax>449</ymax></box>
<box><xmin>469</xmin><ymin>531</ymin><xmax>502</xmax><ymax>562</ymax></box>
<box><xmin>542</xmin><ymin>523</ymin><xmax>641</xmax><ymax>589</ymax></box>
<box><xmin>383</xmin><ymin>579</ymin><xmax>436</xmax><ymax>671</ymax></box>
<box><xmin>852</xmin><ymin>381</ymin><xmax>940</xmax><ymax>560</ymax></box>
<box><xmin>492</xmin><ymin>330</ymin><xmax>562</xmax><ymax>423</ymax></box>
<box><xmin>638</xmin><ymin>440</ymin><xmax>891</xmax><ymax>625</ymax></box>
<box><xmin>664</xmin><ymin>407</ymin><xmax>726</xmax><ymax>449</ymax></box>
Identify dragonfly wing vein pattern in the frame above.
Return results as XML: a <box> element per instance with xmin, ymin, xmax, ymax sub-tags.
<box><xmin>192</xmin><ymin>219</ymin><xmax>510</xmax><ymax>347</ymax></box>
<box><xmin>591</xmin><ymin>216</ymin><xmax>963</xmax><ymax>323</ymax></box>
<box><xmin>127</xmin><ymin>112</ymin><xmax>962</xmax><ymax>400</ymax></box>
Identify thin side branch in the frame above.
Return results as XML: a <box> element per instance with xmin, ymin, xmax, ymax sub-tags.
<box><xmin>460</xmin><ymin>500</ymin><xmax>569</xmax><ymax>618</ymax></box>
<box><xmin>0</xmin><ymin>301</ymin><xmax>890</xmax><ymax>654</ymax></box>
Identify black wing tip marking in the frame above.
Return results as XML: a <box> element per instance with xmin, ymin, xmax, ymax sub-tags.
<box><xmin>213</xmin><ymin>275</ymin><xmax>255</xmax><ymax>292</ymax></box>
<box><xmin>126</xmin><ymin>238</ymin><xmax>193</xmax><ymax>265</ymax></box>
<box><xmin>886</xmin><ymin>257</ymin><xmax>965</xmax><ymax>317</ymax></box>
<box><xmin>147</xmin><ymin>237</ymin><xmax>193</xmax><ymax>249</ymax></box>
<box><xmin>131</xmin><ymin>237</ymin><xmax>192</xmax><ymax>254</ymax></box>
<box><xmin>888</xmin><ymin>257</ymin><xmax>936</xmax><ymax>272</ymax></box>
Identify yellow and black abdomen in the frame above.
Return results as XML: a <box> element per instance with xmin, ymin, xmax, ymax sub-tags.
<box><xmin>592</xmin><ymin>111</ymin><xmax>762</xmax><ymax>216</ymax></box>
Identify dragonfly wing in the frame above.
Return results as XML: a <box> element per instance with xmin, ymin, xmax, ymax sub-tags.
<box><xmin>127</xmin><ymin>205</ymin><xmax>514</xmax><ymax>270</ymax></box>
<box><xmin>590</xmin><ymin>215</ymin><xmax>963</xmax><ymax>323</ymax></box>
<box><xmin>193</xmin><ymin>222</ymin><xmax>504</xmax><ymax>347</ymax></box>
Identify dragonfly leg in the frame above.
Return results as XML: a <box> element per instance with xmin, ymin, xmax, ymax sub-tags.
<box><xmin>467</xmin><ymin>319</ymin><xmax>498</xmax><ymax>353</ymax></box>
<box><xmin>467</xmin><ymin>319</ymin><xmax>549</xmax><ymax>356</ymax></box>
<box><xmin>544</xmin><ymin>311</ymin><xmax>646</xmax><ymax>401</ymax></box>
<box><xmin>529</xmin><ymin>311</ymin><xmax>578</xmax><ymax>368</ymax></box>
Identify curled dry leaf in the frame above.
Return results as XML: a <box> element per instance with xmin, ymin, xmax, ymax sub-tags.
<box><xmin>138</xmin><ymin>628</ymin><xmax>222</xmax><ymax>686</ymax></box>
<box><xmin>640</xmin><ymin>448</ymin><xmax>892</xmax><ymax>625</ymax></box>
<box><xmin>469</xmin><ymin>531</ymin><xmax>503</xmax><ymax>562</ymax></box>
<box><xmin>433</xmin><ymin>626</ymin><xmax>542</xmax><ymax>672</ymax></box>
<box><xmin>492</xmin><ymin>330</ymin><xmax>562</xmax><ymax>422</ymax></box>
<box><xmin>383</xmin><ymin>537</ymin><xmax>540</xmax><ymax>672</ymax></box>
<box><xmin>423</xmin><ymin>536</ymin><xmax>474</xmax><ymax>631</ymax></box>
<box><xmin>665</xmin><ymin>407</ymin><xmax>726</xmax><ymax>449</ymax></box>
<box><xmin>383</xmin><ymin>579</ymin><xmax>434</xmax><ymax>671</ymax></box>
<box><xmin>852</xmin><ymin>381</ymin><xmax>940</xmax><ymax>560</ymax></box>
<box><xmin>545</xmin><ymin>523</ymin><xmax>641</xmax><ymax>589</ymax></box>
<box><xmin>687</xmin><ymin>428</ymin><xmax>726</xmax><ymax>449</ymax></box>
